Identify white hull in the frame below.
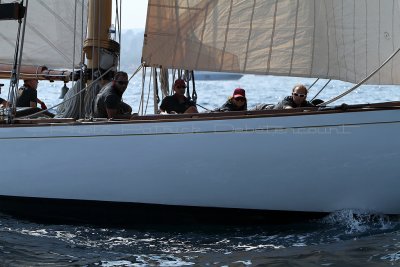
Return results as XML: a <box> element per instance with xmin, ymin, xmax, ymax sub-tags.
<box><xmin>1</xmin><ymin>108</ymin><xmax>399</xmax><ymax>215</ymax></box>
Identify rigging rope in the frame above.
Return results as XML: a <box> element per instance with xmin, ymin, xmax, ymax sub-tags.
<box><xmin>321</xmin><ymin>47</ymin><xmax>400</xmax><ymax>106</ymax></box>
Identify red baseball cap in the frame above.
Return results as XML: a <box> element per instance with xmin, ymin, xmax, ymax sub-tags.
<box><xmin>233</xmin><ymin>88</ymin><xmax>246</xmax><ymax>98</ymax></box>
<box><xmin>174</xmin><ymin>79</ymin><xmax>186</xmax><ymax>88</ymax></box>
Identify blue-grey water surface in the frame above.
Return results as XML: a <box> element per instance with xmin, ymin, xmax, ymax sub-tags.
<box><xmin>0</xmin><ymin>74</ymin><xmax>400</xmax><ymax>266</ymax></box>
<box><xmin>0</xmin><ymin>211</ymin><xmax>399</xmax><ymax>266</ymax></box>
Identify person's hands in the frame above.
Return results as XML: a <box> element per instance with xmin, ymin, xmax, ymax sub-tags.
<box><xmin>40</xmin><ymin>102</ymin><xmax>48</xmax><ymax>110</ymax></box>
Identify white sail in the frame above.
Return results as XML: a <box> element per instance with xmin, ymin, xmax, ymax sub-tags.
<box><xmin>0</xmin><ymin>0</ymin><xmax>88</xmax><ymax>69</ymax></box>
<box><xmin>142</xmin><ymin>0</ymin><xmax>400</xmax><ymax>85</ymax></box>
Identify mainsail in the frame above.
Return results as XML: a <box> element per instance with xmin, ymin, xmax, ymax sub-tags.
<box><xmin>0</xmin><ymin>0</ymin><xmax>88</xmax><ymax>69</ymax></box>
<box><xmin>143</xmin><ymin>0</ymin><xmax>400</xmax><ymax>85</ymax></box>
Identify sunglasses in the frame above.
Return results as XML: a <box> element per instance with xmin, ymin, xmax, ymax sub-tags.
<box><xmin>116</xmin><ymin>81</ymin><xmax>128</xmax><ymax>86</ymax></box>
<box><xmin>234</xmin><ymin>97</ymin><xmax>246</xmax><ymax>102</ymax></box>
<box><xmin>293</xmin><ymin>93</ymin><xmax>306</xmax><ymax>97</ymax></box>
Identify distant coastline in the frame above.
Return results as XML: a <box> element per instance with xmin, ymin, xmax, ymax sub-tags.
<box><xmin>120</xmin><ymin>29</ymin><xmax>145</xmax><ymax>71</ymax></box>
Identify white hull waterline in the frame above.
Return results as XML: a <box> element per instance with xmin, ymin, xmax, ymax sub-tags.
<box><xmin>1</xmin><ymin>106</ymin><xmax>399</xmax><ymax>219</ymax></box>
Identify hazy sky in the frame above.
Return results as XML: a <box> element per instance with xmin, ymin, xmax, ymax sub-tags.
<box><xmin>116</xmin><ymin>0</ymin><xmax>148</xmax><ymax>29</ymax></box>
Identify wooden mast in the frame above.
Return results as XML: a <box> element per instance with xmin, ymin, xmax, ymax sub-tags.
<box><xmin>84</xmin><ymin>0</ymin><xmax>111</xmax><ymax>70</ymax></box>
<box><xmin>83</xmin><ymin>0</ymin><xmax>119</xmax><ymax>83</ymax></box>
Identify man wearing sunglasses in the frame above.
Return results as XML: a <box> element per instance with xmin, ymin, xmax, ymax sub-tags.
<box><xmin>274</xmin><ymin>84</ymin><xmax>314</xmax><ymax>109</ymax></box>
<box><xmin>94</xmin><ymin>71</ymin><xmax>133</xmax><ymax>119</ymax></box>
<box><xmin>159</xmin><ymin>79</ymin><xmax>198</xmax><ymax>114</ymax></box>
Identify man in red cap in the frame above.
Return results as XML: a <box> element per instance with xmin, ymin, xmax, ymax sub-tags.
<box><xmin>215</xmin><ymin>88</ymin><xmax>247</xmax><ymax>112</ymax></box>
<box><xmin>159</xmin><ymin>79</ymin><xmax>198</xmax><ymax>114</ymax></box>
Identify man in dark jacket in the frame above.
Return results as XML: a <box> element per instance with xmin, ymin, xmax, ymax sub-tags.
<box><xmin>16</xmin><ymin>79</ymin><xmax>47</xmax><ymax>109</ymax></box>
<box><xmin>274</xmin><ymin>84</ymin><xmax>314</xmax><ymax>109</ymax></box>
<box><xmin>94</xmin><ymin>71</ymin><xmax>132</xmax><ymax>119</ymax></box>
<box><xmin>159</xmin><ymin>79</ymin><xmax>198</xmax><ymax>114</ymax></box>
<box><xmin>0</xmin><ymin>83</ymin><xmax>8</xmax><ymax>107</ymax></box>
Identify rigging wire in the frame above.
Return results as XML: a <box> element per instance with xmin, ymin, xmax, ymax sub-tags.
<box><xmin>71</xmin><ymin>0</ymin><xmax>77</xmax><ymax>87</ymax></box>
<box><xmin>321</xmin><ymin>47</ymin><xmax>400</xmax><ymax>106</ymax></box>
<box><xmin>78</xmin><ymin>0</ymin><xmax>85</xmax><ymax>90</ymax></box>
<box><xmin>171</xmin><ymin>69</ymin><xmax>176</xmax><ymax>95</ymax></box>
<box><xmin>310</xmin><ymin>79</ymin><xmax>331</xmax><ymax>101</ymax></box>
<box><xmin>145</xmin><ymin>67</ymin><xmax>156</xmax><ymax>114</ymax></box>
<box><xmin>138</xmin><ymin>66</ymin><xmax>146</xmax><ymax>114</ymax></box>
<box><xmin>128</xmin><ymin>63</ymin><xmax>144</xmax><ymax>82</ymax></box>
<box><xmin>191</xmin><ymin>70</ymin><xmax>197</xmax><ymax>103</ymax></box>
<box><xmin>116</xmin><ymin>0</ymin><xmax>122</xmax><ymax>68</ymax></box>
<box><xmin>140</xmin><ymin>67</ymin><xmax>152</xmax><ymax>115</ymax></box>
<box><xmin>307</xmin><ymin>78</ymin><xmax>320</xmax><ymax>91</ymax></box>
<box><xmin>196</xmin><ymin>103</ymin><xmax>211</xmax><ymax>111</ymax></box>
<box><xmin>159</xmin><ymin>67</ymin><xmax>169</xmax><ymax>99</ymax></box>
<box><xmin>7</xmin><ymin>0</ymin><xmax>28</xmax><ymax>122</ymax></box>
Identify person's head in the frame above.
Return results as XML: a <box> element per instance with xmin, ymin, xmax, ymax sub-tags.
<box><xmin>292</xmin><ymin>84</ymin><xmax>308</xmax><ymax>106</ymax></box>
<box><xmin>173</xmin><ymin>79</ymin><xmax>186</xmax><ymax>96</ymax></box>
<box><xmin>231</xmin><ymin>88</ymin><xmax>246</xmax><ymax>107</ymax></box>
<box><xmin>112</xmin><ymin>71</ymin><xmax>129</xmax><ymax>93</ymax></box>
<box><xmin>24</xmin><ymin>79</ymin><xmax>39</xmax><ymax>90</ymax></box>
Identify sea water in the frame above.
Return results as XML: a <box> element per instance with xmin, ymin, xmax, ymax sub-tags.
<box><xmin>0</xmin><ymin>74</ymin><xmax>400</xmax><ymax>266</ymax></box>
<box><xmin>0</xmin><ymin>211</ymin><xmax>399</xmax><ymax>266</ymax></box>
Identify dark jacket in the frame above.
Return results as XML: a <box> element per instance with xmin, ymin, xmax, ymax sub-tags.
<box><xmin>94</xmin><ymin>83</ymin><xmax>127</xmax><ymax>118</ymax></box>
<box><xmin>160</xmin><ymin>94</ymin><xmax>195</xmax><ymax>114</ymax></box>
<box><xmin>274</xmin><ymin>96</ymin><xmax>314</xmax><ymax>109</ymax></box>
<box><xmin>16</xmin><ymin>86</ymin><xmax>37</xmax><ymax>107</ymax></box>
<box><xmin>215</xmin><ymin>98</ymin><xmax>247</xmax><ymax>112</ymax></box>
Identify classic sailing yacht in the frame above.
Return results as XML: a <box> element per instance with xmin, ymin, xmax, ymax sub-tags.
<box><xmin>0</xmin><ymin>0</ymin><xmax>399</xmax><ymax>225</ymax></box>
